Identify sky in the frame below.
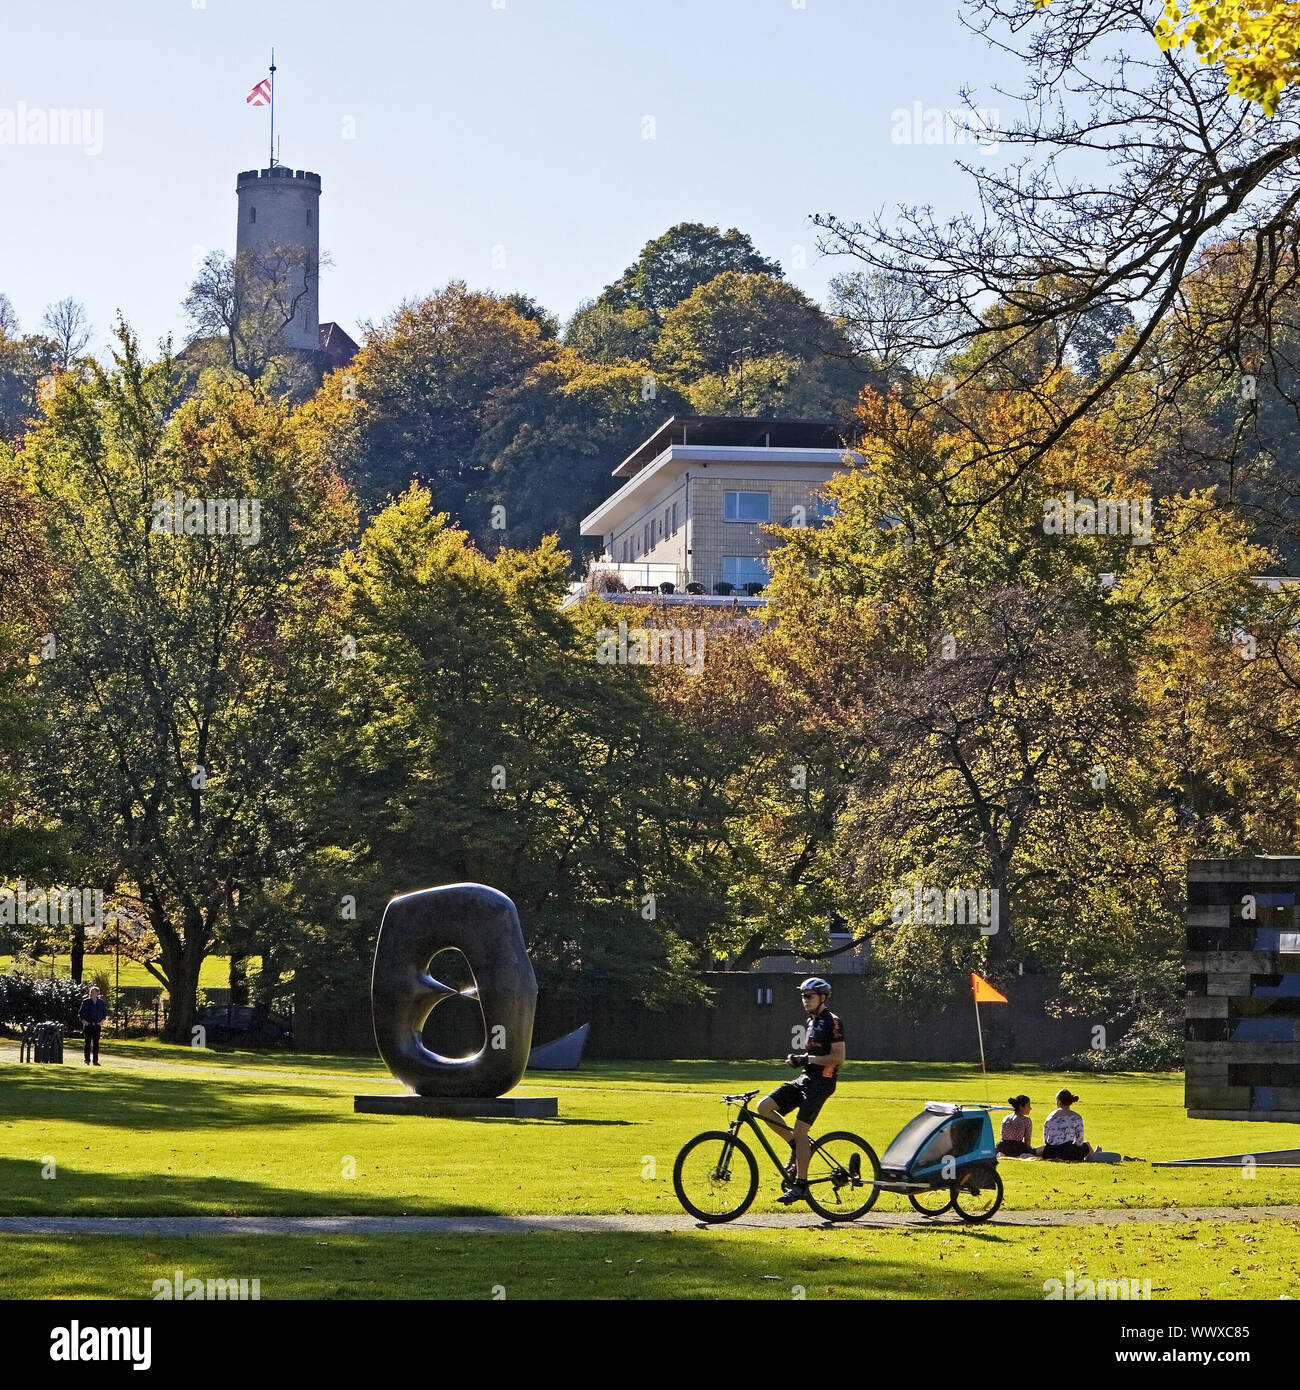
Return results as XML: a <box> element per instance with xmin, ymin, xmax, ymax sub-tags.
<box><xmin>0</xmin><ymin>0</ymin><xmax>1025</xmax><ymax>356</ymax></box>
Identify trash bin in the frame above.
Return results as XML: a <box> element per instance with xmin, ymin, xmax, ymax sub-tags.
<box><xmin>20</xmin><ymin>1021</ymin><xmax>65</xmax><ymax>1063</ymax></box>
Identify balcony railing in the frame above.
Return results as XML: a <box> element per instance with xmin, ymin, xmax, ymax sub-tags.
<box><xmin>587</xmin><ymin>561</ymin><xmax>683</xmax><ymax>591</ymax></box>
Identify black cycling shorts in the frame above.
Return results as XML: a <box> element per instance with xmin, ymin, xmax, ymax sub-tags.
<box><xmin>767</xmin><ymin>1073</ymin><xmax>836</xmax><ymax>1125</ymax></box>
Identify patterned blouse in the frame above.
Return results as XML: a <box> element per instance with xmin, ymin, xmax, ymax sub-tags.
<box><xmin>1043</xmin><ymin>1107</ymin><xmax>1084</xmax><ymax>1145</ymax></box>
<box><xmin>1000</xmin><ymin>1112</ymin><xmax>1033</xmax><ymax>1146</ymax></box>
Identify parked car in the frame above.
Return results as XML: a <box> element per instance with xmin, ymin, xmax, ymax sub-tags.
<box><xmin>194</xmin><ymin>1004</ymin><xmax>293</xmax><ymax>1046</ymax></box>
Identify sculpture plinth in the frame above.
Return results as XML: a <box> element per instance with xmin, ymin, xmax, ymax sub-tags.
<box><xmin>354</xmin><ymin>882</ymin><xmax>557</xmax><ymax>1117</ymax></box>
<box><xmin>354</xmin><ymin>1094</ymin><xmax>558</xmax><ymax>1118</ymax></box>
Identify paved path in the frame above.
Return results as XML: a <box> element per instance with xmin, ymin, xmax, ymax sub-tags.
<box><xmin>3</xmin><ymin>1205</ymin><xmax>1299</xmax><ymax>1236</ymax></box>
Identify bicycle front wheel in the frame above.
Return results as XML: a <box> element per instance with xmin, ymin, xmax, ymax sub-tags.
<box><xmin>804</xmin><ymin>1132</ymin><xmax>880</xmax><ymax>1221</ymax></box>
<box><xmin>673</xmin><ymin>1130</ymin><xmax>759</xmax><ymax>1223</ymax></box>
<box><xmin>908</xmin><ymin>1186</ymin><xmax>954</xmax><ymax>1217</ymax></box>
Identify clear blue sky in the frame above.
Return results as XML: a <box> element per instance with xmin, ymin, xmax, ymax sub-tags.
<box><xmin>0</xmin><ymin>0</ymin><xmax>1022</xmax><ymax>355</ymax></box>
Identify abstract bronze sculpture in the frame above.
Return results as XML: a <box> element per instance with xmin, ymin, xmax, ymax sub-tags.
<box><xmin>355</xmin><ymin>883</ymin><xmax>557</xmax><ymax>1117</ymax></box>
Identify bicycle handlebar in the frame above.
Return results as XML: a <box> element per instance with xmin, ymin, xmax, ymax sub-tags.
<box><xmin>721</xmin><ymin>1090</ymin><xmax>760</xmax><ymax>1104</ymax></box>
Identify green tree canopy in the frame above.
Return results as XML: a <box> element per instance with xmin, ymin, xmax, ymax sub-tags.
<box><xmin>598</xmin><ymin>223</ymin><xmax>783</xmax><ymax>323</ymax></box>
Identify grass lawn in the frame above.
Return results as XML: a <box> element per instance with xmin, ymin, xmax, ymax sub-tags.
<box><xmin>6</xmin><ymin>1221</ymin><xmax>1298</xmax><ymax>1300</ymax></box>
<box><xmin>0</xmin><ymin>955</ymin><xmax>239</xmax><ymax>990</ymax></box>
<box><xmin>3</xmin><ymin>1048</ymin><xmax>1298</xmax><ymax>1298</ymax></box>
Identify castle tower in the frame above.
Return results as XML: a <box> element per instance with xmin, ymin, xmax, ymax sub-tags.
<box><xmin>235</xmin><ymin>166</ymin><xmax>321</xmax><ymax>352</ymax></box>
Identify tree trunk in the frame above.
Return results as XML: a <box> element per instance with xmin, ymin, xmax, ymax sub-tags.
<box><xmin>229</xmin><ymin>952</ymin><xmax>248</xmax><ymax>1006</ymax></box>
<box><xmin>730</xmin><ymin>930</ymin><xmax>770</xmax><ymax>972</ymax></box>
<box><xmin>70</xmin><ymin>921</ymin><xmax>85</xmax><ymax>984</ymax></box>
<box><xmin>981</xmin><ymin>874</ymin><xmax>1017</xmax><ymax>1068</ymax></box>
<box><xmin>159</xmin><ymin>916</ymin><xmax>207</xmax><ymax>1044</ymax></box>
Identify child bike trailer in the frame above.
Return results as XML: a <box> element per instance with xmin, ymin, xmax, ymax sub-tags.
<box><xmin>874</xmin><ymin>1102</ymin><xmax>1004</xmax><ymax>1222</ymax></box>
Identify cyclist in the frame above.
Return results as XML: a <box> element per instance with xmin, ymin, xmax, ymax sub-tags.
<box><xmin>757</xmin><ymin>977</ymin><xmax>846</xmax><ymax>1206</ymax></box>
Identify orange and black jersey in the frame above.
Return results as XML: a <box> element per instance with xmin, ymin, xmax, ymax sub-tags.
<box><xmin>804</xmin><ymin>1009</ymin><xmax>844</xmax><ymax>1079</ymax></box>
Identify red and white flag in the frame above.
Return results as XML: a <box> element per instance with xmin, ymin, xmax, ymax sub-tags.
<box><xmin>246</xmin><ymin>79</ymin><xmax>272</xmax><ymax>107</ymax></box>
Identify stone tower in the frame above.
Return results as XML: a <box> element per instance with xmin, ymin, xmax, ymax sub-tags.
<box><xmin>234</xmin><ymin>166</ymin><xmax>321</xmax><ymax>352</ymax></box>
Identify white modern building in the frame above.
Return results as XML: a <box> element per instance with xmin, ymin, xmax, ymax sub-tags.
<box><xmin>580</xmin><ymin>416</ymin><xmax>856</xmax><ymax>597</ymax></box>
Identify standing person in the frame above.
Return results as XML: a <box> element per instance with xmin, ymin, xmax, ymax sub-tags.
<box><xmin>79</xmin><ymin>986</ymin><xmax>107</xmax><ymax>1066</ymax></box>
<box><xmin>997</xmin><ymin>1094</ymin><xmax>1037</xmax><ymax>1156</ymax></box>
<box><xmin>756</xmin><ymin>977</ymin><xmax>846</xmax><ymax>1207</ymax></box>
<box><xmin>1041</xmin><ymin>1088</ymin><xmax>1093</xmax><ymax>1160</ymax></box>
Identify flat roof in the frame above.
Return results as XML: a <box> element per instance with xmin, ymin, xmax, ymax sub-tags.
<box><xmin>616</xmin><ymin>415</ymin><xmax>853</xmax><ymax>477</ymax></box>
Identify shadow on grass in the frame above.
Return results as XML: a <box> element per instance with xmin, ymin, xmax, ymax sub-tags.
<box><xmin>0</xmin><ymin>1157</ymin><xmax>508</xmax><ymax>1219</ymax></box>
<box><xmin>0</xmin><ymin>1065</ymin><xmax>340</xmax><ymax>1130</ymax></box>
<box><xmin>3</xmin><ymin>1231</ymin><xmax>1034</xmax><ymax>1300</ymax></box>
<box><xmin>103</xmin><ymin>1041</ymin><xmax>386</xmax><ymax>1075</ymax></box>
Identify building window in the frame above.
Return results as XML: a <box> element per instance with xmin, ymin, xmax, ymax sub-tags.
<box><xmin>249</xmin><ymin>206</ymin><xmax>256</xmax><ymax>224</ymax></box>
<box><xmin>622</xmin><ymin>539</ymin><xmax>629</xmax><ymax>563</ymax></box>
<box><xmin>723</xmin><ymin>557</ymin><xmax>769</xmax><ymax>589</ymax></box>
<box><xmin>724</xmin><ymin>491</ymin><xmax>770</xmax><ymax>522</ymax></box>
<box><xmin>664</xmin><ymin>507</ymin><xmax>670</xmax><ymax>539</ymax></box>
<box><xmin>672</xmin><ymin>501</ymin><xmax>678</xmax><ymax>535</ymax></box>
<box><xmin>644</xmin><ymin>523</ymin><xmax>650</xmax><ymax>552</ymax></box>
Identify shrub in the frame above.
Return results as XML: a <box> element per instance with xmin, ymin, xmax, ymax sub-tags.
<box><xmin>0</xmin><ymin>971</ymin><xmax>89</xmax><ymax>1033</ymax></box>
<box><xmin>587</xmin><ymin>569</ymin><xmax>627</xmax><ymax>594</ymax></box>
<box><xmin>1064</xmin><ymin>1009</ymin><xmax>1184</xmax><ymax>1073</ymax></box>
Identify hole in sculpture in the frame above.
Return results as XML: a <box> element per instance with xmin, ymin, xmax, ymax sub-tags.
<box><xmin>421</xmin><ymin>947</ymin><xmax>486</xmax><ymax>1059</ymax></box>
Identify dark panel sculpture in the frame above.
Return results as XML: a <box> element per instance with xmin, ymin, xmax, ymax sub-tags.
<box><xmin>1185</xmin><ymin>856</ymin><xmax>1300</xmax><ymax>1122</ymax></box>
<box><xmin>371</xmin><ymin>883</ymin><xmax>538</xmax><ymax>1098</ymax></box>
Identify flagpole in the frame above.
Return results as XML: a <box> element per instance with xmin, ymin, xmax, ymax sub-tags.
<box><xmin>974</xmin><ymin>989</ymin><xmax>987</xmax><ymax>1074</ymax></box>
<box><xmin>268</xmin><ymin>50</ymin><xmax>276</xmax><ymax>168</ymax></box>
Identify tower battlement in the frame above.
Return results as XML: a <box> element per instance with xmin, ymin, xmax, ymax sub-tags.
<box><xmin>236</xmin><ymin>167</ymin><xmax>321</xmax><ymax>188</ymax></box>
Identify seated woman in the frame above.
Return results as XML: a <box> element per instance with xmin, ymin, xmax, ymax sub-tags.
<box><xmin>997</xmin><ymin>1094</ymin><xmax>1036</xmax><ymax>1156</ymax></box>
<box><xmin>1041</xmin><ymin>1088</ymin><xmax>1120</xmax><ymax>1161</ymax></box>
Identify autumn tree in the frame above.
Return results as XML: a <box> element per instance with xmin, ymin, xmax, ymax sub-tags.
<box><xmin>736</xmin><ymin>379</ymin><xmax>1291</xmax><ymax>1056</ymax></box>
<box><xmin>291</xmin><ymin>486</ymin><xmax>734</xmax><ymax>1005</ymax></box>
<box><xmin>0</xmin><ymin>333</ymin><xmax>61</xmax><ymax>444</ymax></box>
<box><xmin>20</xmin><ymin>323</ymin><xmax>356</xmax><ymax>1039</ymax></box>
<box><xmin>471</xmin><ymin>350</ymin><xmax>689</xmax><ymax>560</ymax></box>
<box><xmin>330</xmin><ymin>283</ymin><xmax>553</xmax><ymax>514</ymax></box>
<box><xmin>0</xmin><ymin>463</ymin><xmax>67</xmax><ymax>895</ymax></box>
<box><xmin>814</xmin><ymin>0</ymin><xmax>1300</xmax><ymax>541</ymax></box>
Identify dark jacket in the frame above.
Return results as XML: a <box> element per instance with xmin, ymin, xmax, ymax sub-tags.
<box><xmin>79</xmin><ymin>996</ymin><xmax>108</xmax><ymax>1026</ymax></box>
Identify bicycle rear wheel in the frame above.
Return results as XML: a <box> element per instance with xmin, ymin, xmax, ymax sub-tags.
<box><xmin>952</xmin><ymin>1165</ymin><xmax>1003</xmax><ymax>1223</ymax></box>
<box><xmin>673</xmin><ymin>1130</ymin><xmax>759</xmax><ymax>1223</ymax></box>
<box><xmin>804</xmin><ymin>1132</ymin><xmax>880</xmax><ymax>1221</ymax></box>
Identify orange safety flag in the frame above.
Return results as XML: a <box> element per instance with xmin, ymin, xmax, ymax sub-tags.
<box><xmin>972</xmin><ymin>972</ymin><xmax>1007</xmax><ymax>1003</ymax></box>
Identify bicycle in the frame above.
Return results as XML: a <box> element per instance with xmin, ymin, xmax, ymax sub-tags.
<box><xmin>673</xmin><ymin>1088</ymin><xmax>881</xmax><ymax>1223</ymax></box>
